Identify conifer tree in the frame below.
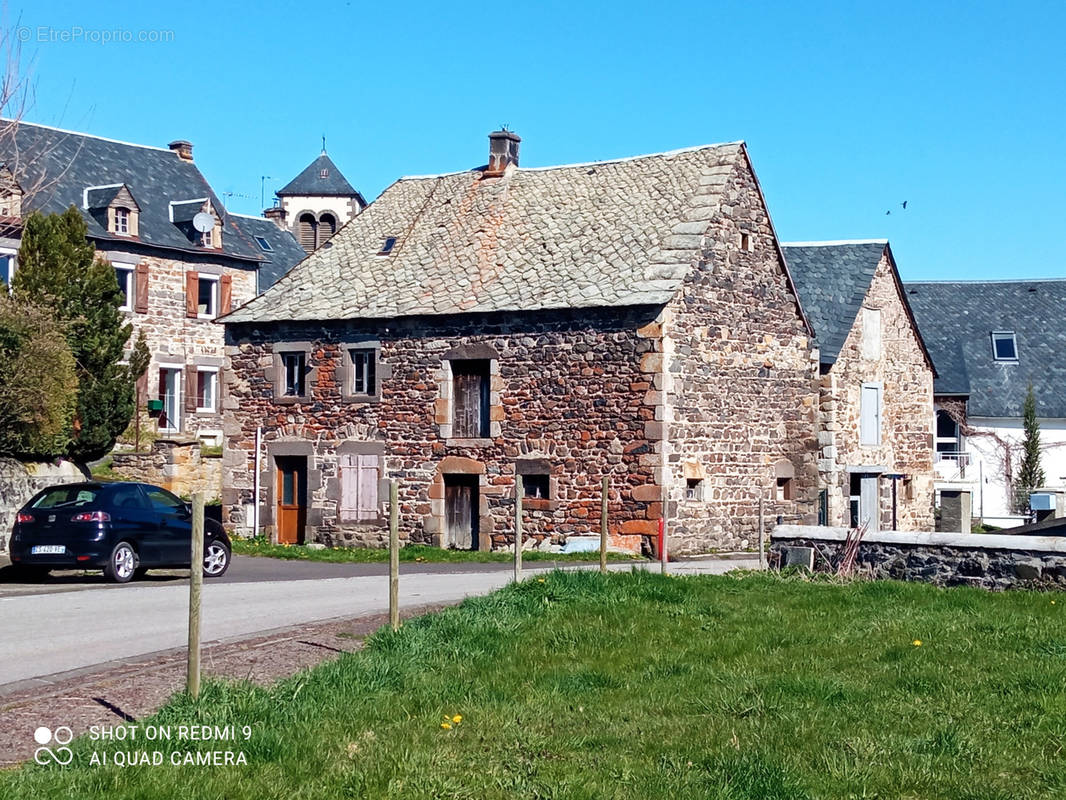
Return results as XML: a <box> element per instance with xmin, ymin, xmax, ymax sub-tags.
<box><xmin>13</xmin><ymin>207</ymin><xmax>149</xmax><ymax>461</ymax></box>
<box><xmin>1013</xmin><ymin>382</ymin><xmax>1045</xmax><ymax>513</ymax></box>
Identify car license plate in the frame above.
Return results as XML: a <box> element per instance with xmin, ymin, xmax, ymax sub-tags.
<box><xmin>31</xmin><ymin>545</ymin><xmax>66</xmax><ymax>555</ymax></box>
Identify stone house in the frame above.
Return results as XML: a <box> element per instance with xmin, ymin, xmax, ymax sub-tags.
<box><xmin>905</xmin><ymin>279</ymin><xmax>1066</xmax><ymax>529</ymax></box>
<box><xmin>221</xmin><ymin>131</ymin><xmax>821</xmax><ymax>555</ymax></box>
<box><xmin>0</xmin><ymin>121</ymin><xmax>296</xmax><ymax>492</ymax></box>
<box><xmin>784</xmin><ymin>241</ymin><xmax>935</xmax><ymax>532</ymax></box>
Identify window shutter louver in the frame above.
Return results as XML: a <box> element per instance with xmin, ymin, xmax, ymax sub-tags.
<box><xmin>185</xmin><ymin>366</ymin><xmax>198</xmax><ymax>413</ymax></box>
<box><xmin>185</xmin><ymin>271</ymin><xmax>199</xmax><ymax>317</ymax></box>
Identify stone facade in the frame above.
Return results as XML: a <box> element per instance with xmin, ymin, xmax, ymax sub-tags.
<box><xmin>223</xmin><ymin>307</ymin><xmax>662</xmax><ymax>552</ymax></box>
<box><xmin>772</xmin><ymin>526</ymin><xmax>1066</xmax><ymax>590</ymax></box>
<box><xmin>817</xmin><ymin>252</ymin><xmax>935</xmax><ymax>531</ymax></box>
<box><xmin>662</xmin><ymin>155</ymin><xmax>819</xmax><ymax>553</ymax></box>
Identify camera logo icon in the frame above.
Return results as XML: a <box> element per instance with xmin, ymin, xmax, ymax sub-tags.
<box><xmin>33</xmin><ymin>726</ymin><xmax>74</xmax><ymax>765</ymax></box>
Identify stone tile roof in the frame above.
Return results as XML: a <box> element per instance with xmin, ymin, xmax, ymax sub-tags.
<box><xmin>230</xmin><ymin>213</ymin><xmax>308</xmax><ymax>290</ymax></box>
<box><xmin>277</xmin><ymin>152</ymin><xmax>364</xmax><ymax>201</ymax></box>
<box><xmin>904</xmin><ymin>279</ymin><xmax>1066</xmax><ymax>418</ymax></box>
<box><xmin>226</xmin><ymin>142</ymin><xmax>752</xmax><ymax>323</ymax></box>
<box><xmin>0</xmin><ymin>120</ymin><xmax>261</xmax><ymax>262</ymax></box>
<box><xmin>782</xmin><ymin>241</ymin><xmax>888</xmax><ymax>366</ymax></box>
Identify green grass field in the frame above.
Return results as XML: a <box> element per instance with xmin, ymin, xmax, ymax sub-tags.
<box><xmin>230</xmin><ymin>536</ymin><xmax>642</xmax><ymax>564</ymax></box>
<box><xmin>4</xmin><ymin>571</ymin><xmax>1065</xmax><ymax>799</ymax></box>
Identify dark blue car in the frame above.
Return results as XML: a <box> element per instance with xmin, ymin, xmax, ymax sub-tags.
<box><xmin>9</xmin><ymin>482</ymin><xmax>231</xmax><ymax>583</ymax></box>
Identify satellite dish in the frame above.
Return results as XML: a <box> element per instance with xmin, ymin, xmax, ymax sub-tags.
<box><xmin>192</xmin><ymin>212</ymin><xmax>215</xmax><ymax>233</ymax></box>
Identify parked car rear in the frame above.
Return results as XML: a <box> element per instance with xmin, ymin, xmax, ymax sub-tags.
<box><xmin>8</xmin><ymin>481</ymin><xmax>231</xmax><ymax>583</ymax></box>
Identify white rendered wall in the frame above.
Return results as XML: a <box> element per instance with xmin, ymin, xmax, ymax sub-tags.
<box><xmin>953</xmin><ymin>417</ymin><xmax>1066</xmax><ymax>527</ymax></box>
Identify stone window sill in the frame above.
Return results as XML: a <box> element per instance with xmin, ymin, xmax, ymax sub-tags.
<box><xmin>446</xmin><ymin>438</ymin><xmax>494</xmax><ymax>448</ymax></box>
<box><xmin>522</xmin><ymin>498</ymin><xmax>555</xmax><ymax>512</ymax></box>
<box><xmin>341</xmin><ymin>394</ymin><xmax>382</xmax><ymax>404</ymax></box>
<box><xmin>275</xmin><ymin>395</ymin><xmax>310</xmax><ymax>405</ymax></box>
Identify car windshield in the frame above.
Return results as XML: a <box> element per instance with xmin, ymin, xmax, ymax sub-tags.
<box><xmin>30</xmin><ymin>486</ymin><xmax>101</xmax><ymax>509</ymax></box>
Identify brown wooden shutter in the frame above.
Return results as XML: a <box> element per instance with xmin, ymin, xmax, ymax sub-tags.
<box><xmin>185</xmin><ymin>271</ymin><xmax>198</xmax><ymax>318</ymax></box>
<box><xmin>134</xmin><ymin>263</ymin><xmax>149</xmax><ymax>313</ymax></box>
<box><xmin>219</xmin><ymin>273</ymin><xmax>233</xmax><ymax>315</ymax></box>
<box><xmin>185</xmin><ymin>366</ymin><xmax>198</xmax><ymax>413</ymax></box>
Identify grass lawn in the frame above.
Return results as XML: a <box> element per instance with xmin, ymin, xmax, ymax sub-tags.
<box><xmin>4</xmin><ymin>571</ymin><xmax>1065</xmax><ymax>799</ymax></box>
<box><xmin>230</xmin><ymin>537</ymin><xmax>642</xmax><ymax>564</ymax></box>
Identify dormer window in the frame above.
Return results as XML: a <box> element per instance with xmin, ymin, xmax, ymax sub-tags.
<box><xmin>991</xmin><ymin>331</ymin><xmax>1018</xmax><ymax>362</ymax></box>
<box><xmin>319</xmin><ymin>168</ymin><xmax>329</xmax><ymax>179</ymax></box>
<box><xmin>201</xmin><ymin>228</ymin><xmax>214</xmax><ymax>248</ymax></box>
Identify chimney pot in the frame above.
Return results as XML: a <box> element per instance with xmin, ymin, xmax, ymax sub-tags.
<box><xmin>485</xmin><ymin>129</ymin><xmax>520</xmax><ymax>177</ymax></box>
<box><xmin>168</xmin><ymin>140</ymin><xmax>194</xmax><ymax>161</ymax></box>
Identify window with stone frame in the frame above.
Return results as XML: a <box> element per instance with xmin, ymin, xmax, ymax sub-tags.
<box><xmin>523</xmin><ymin>473</ymin><xmax>551</xmax><ymax>500</ymax></box>
<box><xmin>349</xmin><ymin>348</ymin><xmax>376</xmax><ymax>396</ymax></box>
<box><xmin>451</xmin><ymin>359</ymin><xmax>490</xmax><ymax>438</ymax></box>
<box><xmin>114</xmin><ymin>265</ymin><xmax>134</xmax><ymax>311</ymax></box>
<box><xmin>685</xmin><ymin>478</ymin><xmax>703</xmax><ymax>501</ymax></box>
<box><xmin>196</xmin><ymin>368</ymin><xmax>218</xmax><ymax>413</ymax></box>
<box><xmin>197</xmin><ymin>275</ymin><xmax>219</xmax><ymax>317</ymax></box>
<box><xmin>282</xmin><ymin>352</ymin><xmax>306</xmax><ymax>397</ymax></box>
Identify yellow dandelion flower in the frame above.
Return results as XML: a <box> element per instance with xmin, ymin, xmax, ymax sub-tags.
<box><xmin>452</xmin><ymin>715</ymin><xmax>462</xmax><ymax>724</ymax></box>
<box><xmin>440</xmin><ymin>722</ymin><xmax>452</xmax><ymax>730</ymax></box>
<box><xmin>538</xmin><ymin>578</ymin><xmax>546</xmax><ymax>583</ymax></box>
<box><xmin>1052</xmin><ymin>600</ymin><xmax>1057</xmax><ymax>605</ymax></box>
<box><xmin>912</xmin><ymin>639</ymin><xmax>922</xmax><ymax>647</ymax></box>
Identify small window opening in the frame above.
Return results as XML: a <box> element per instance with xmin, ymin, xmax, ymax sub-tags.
<box><xmin>197</xmin><ymin>277</ymin><xmax>217</xmax><ymax>317</ymax></box>
<box><xmin>685</xmin><ymin>478</ymin><xmax>703</xmax><ymax>500</ymax></box>
<box><xmin>254</xmin><ymin>235</ymin><xmax>273</xmax><ymax>252</ymax></box>
<box><xmin>349</xmin><ymin>348</ymin><xmax>376</xmax><ymax>395</ymax></box>
<box><xmin>991</xmin><ymin>331</ymin><xmax>1017</xmax><ymax>361</ymax></box>
<box><xmin>523</xmin><ymin>474</ymin><xmax>550</xmax><ymax>500</ymax></box>
<box><xmin>378</xmin><ymin>236</ymin><xmax>397</xmax><ymax>256</ymax></box>
<box><xmin>740</xmin><ymin>232</ymin><xmax>751</xmax><ymax>252</ymax></box>
<box><xmin>319</xmin><ymin>168</ymin><xmax>329</xmax><ymax>179</ymax></box>
<box><xmin>776</xmin><ymin>477</ymin><xmax>793</xmax><ymax>501</ymax></box>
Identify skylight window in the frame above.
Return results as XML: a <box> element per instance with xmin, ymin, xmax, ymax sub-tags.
<box><xmin>991</xmin><ymin>331</ymin><xmax>1018</xmax><ymax>361</ymax></box>
<box><xmin>378</xmin><ymin>237</ymin><xmax>397</xmax><ymax>256</ymax></box>
<box><xmin>254</xmin><ymin>235</ymin><xmax>273</xmax><ymax>252</ymax></box>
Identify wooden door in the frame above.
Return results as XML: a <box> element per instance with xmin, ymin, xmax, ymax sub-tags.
<box><xmin>276</xmin><ymin>457</ymin><xmax>307</xmax><ymax>544</ymax></box>
<box><xmin>860</xmin><ymin>475</ymin><xmax>880</xmax><ymax>533</ymax></box>
<box><xmin>451</xmin><ymin>361</ymin><xmax>488</xmax><ymax>438</ymax></box>
<box><xmin>444</xmin><ymin>475</ymin><xmax>478</xmax><ymax>550</ymax></box>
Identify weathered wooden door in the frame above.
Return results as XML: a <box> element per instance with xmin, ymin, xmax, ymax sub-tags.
<box><xmin>451</xmin><ymin>361</ymin><xmax>489</xmax><ymax>438</ymax></box>
<box><xmin>276</xmin><ymin>457</ymin><xmax>307</xmax><ymax>544</ymax></box>
<box><xmin>444</xmin><ymin>475</ymin><xmax>478</xmax><ymax>550</ymax></box>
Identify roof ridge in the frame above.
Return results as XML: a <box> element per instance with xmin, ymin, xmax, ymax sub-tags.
<box><xmin>398</xmin><ymin>141</ymin><xmax>746</xmax><ymax>181</ymax></box>
<box><xmin>781</xmin><ymin>239</ymin><xmax>888</xmax><ymax>247</ymax></box>
<box><xmin>906</xmin><ymin>278</ymin><xmax>1066</xmax><ymax>285</ymax></box>
<box><xmin>5</xmin><ymin>118</ymin><xmax>173</xmax><ymax>152</ymax></box>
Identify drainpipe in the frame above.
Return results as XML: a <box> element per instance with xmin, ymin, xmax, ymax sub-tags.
<box><xmin>252</xmin><ymin>426</ymin><xmax>262</xmax><ymax>536</ymax></box>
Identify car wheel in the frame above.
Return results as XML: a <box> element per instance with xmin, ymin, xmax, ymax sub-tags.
<box><xmin>203</xmin><ymin>539</ymin><xmax>231</xmax><ymax>578</ymax></box>
<box><xmin>104</xmin><ymin>541</ymin><xmax>138</xmax><ymax>583</ymax></box>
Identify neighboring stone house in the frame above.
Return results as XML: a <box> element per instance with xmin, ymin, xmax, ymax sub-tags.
<box><xmin>905</xmin><ymin>279</ymin><xmax>1066</xmax><ymax>529</ymax></box>
<box><xmin>0</xmin><ymin>120</ymin><xmax>265</xmax><ymax>485</ymax></box>
<box><xmin>221</xmin><ymin>131</ymin><xmax>821</xmax><ymax>555</ymax></box>
<box><xmin>230</xmin><ymin>212</ymin><xmax>307</xmax><ymax>293</ymax></box>
<box><xmin>265</xmin><ymin>148</ymin><xmax>366</xmax><ymax>258</ymax></box>
<box><xmin>784</xmin><ymin>241</ymin><xmax>935</xmax><ymax>532</ymax></box>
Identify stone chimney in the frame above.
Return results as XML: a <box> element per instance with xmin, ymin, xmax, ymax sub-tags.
<box><xmin>263</xmin><ymin>205</ymin><xmax>286</xmax><ymax>229</ymax></box>
<box><xmin>168</xmin><ymin>140</ymin><xmax>194</xmax><ymax>161</ymax></box>
<box><xmin>485</xmin><ymin>129</ymin><xmax>520</xmax><ymax>177</ymax></box>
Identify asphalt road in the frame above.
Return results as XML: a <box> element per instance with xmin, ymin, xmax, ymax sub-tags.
<box><xmin>0</xmin><ymin>555</ymin><xmax>755</xmax><ymax>692</ymax></box>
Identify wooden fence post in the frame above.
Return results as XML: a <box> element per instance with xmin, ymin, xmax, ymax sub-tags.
<box><xmin>514</xmin><ymin>474</ymin><xmax>523</xmax><ymax>582</ymax></box>
<box><xmin>600</xmin><ymin>476</ymin><xmax>609</xmax><ymax>575</ymax></box>
<box><xmin>389</xmin><ymin>480</ymin><xmax>399</xmax><ymax>632</ymax></box>
<box><xmin>187</xmin><ymin>492</ymin><xmax>204</xmax><ymax>699</ymax></box>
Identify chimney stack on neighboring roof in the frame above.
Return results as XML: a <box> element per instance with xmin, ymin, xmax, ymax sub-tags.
<box><xmin>263</xmin><ymin>205</ymin><xmax>286</xmax><ymax>229</ymax></box>
<box><xmin>484</xmin><ymin>129</ymin><xmax>520</xmax><ymax>177</ymax></box>
<box><xmin>168</xmin><ymin>140</ymin><xmax>194</xmax><ymax>161</ymax></box>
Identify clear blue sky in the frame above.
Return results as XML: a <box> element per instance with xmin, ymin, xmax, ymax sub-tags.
<box><xmin>12</xmin><ymin>0</ymin><xmax>1066</xmax><ymax>281</ymax></box>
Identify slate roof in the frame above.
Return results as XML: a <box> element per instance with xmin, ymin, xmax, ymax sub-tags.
<box><xmin>782</xmin><ymin>241</ymin><xmax>889</xmax><ymax>366</ymax></box>
<box><xmin>277</xmin><ymin>152</ymin><xmax>364</xmax><ymax>201</ymax></box>
<box><xmin>904</xmin><ymin>280</ymin><xmax>1066</xmax><ymax>418</ymax></box>
<box><xmin>0</xmin><ymin>120</ymin><xmax>261</xmax><ymax>262</ymax></box>
<box><xmin>230</xmin><ymin>213</ymin><xmax>307</xmax><ymax>290</ymax></box>
<box><xmin>226</xmin><ymin>142</ymin><xmax>779</xmax><ymax>324</ymax></box>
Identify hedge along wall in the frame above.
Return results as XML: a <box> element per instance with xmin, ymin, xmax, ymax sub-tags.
<box><xmin>771</xmin><ymin>525</ymin><xmax>1066</xmax><ymax>590</ymax></box>
<box><xmin>0</xmin><ymin>458</ymin><xmax>88</xmax><ymax>554</ymax></box>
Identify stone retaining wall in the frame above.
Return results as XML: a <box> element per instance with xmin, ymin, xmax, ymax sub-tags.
<box><xmin>0</xmin><ymin>458</ymin><xmax>88</xmax><ymax>554</ymax></box>
<box><xmin>111</xmin><ymin>439</ymin><xmax>222</xmax><ymax>500</ymax></box>
<box><xmin>771</xmin><ymin>524</ymin><xmax>1066</xmax><ymax>590</ymax></box>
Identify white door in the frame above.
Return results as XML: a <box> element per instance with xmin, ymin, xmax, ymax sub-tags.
<box><xmin>860</xmin><ymin>476</ymin><xmax>880</xmax><ymax>533</ymax></box>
